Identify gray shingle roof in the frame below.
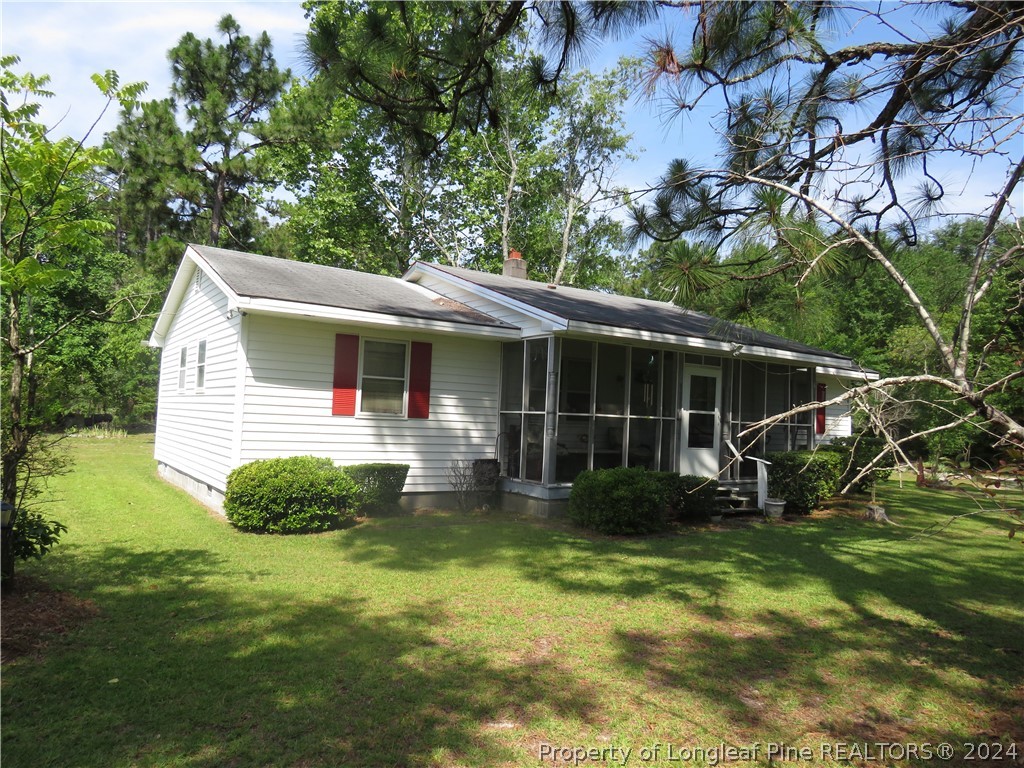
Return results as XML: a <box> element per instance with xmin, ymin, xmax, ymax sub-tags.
<box><xmin>424</xmin><ymin>263</ymin><xmax>856</xmax><ymax>364</ymax></box>
<box><xmin>191</xmin><ymin>245</ymin><xmax>515</xmax><ymax>329</ymax></box>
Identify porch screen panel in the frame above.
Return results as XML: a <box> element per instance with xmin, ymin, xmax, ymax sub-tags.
<box><xmin>555</xmin><ymin>414</ymin><xmax>590</xmax><ymax>482</ymax></box>
<box><xmin>501</xmin><ymin>341</ymin><xmax>524</xmax><ymax>411</ymax></box>
<box><xmin>737</xmin><ymin>361</ymin><xmax>767</xmax><ymax>478</ymax></box>
<box><xmin>595</xmin><ymin>343</ymin><xmax>627</xmax><ymax>415</ymax></box>
<box><xmin>524</xmin><ymin>414</ymin><xmax>545</xmax><ymax>481</ymax></box>
<box><xmin>661</xmin><ymin>352</ymin><xmax>677</xmax><ymax>417</ymax></box>
<box><xmin>630</xmin><ymin>348</ymin><xmax>660</xmax><ymax>416</ymax></box>
<box><xmin>593</xmin><ymin>416</ymin><xmax>623</xmax><ymax>469</ymax></box>
<box><xmin>627</xmin><ymin>418</ymin><xmax>657</xmax><ymax>469</ymax></box>
<box><xmin>791</xmin><ymin>368</ymin><xmax>814</xmax><ymax>449</ymax></box>
<box><xmin>526</xmin><ymin>340</ymin><xmax>548</xmax><ymax>413</ymax></box>
<box><xmin>764</xmin><ymin>365</ymin><xmax>791</xmax><ymax>450</ymax></box>
<box><xmin>729</xmin><ymin>360</ymin><xmax>820</xmax><ymax>480</ymax></box>
<box><xmin>500</xmin><ymin>413</ymin><xmax>523</xmax><ymax>479</ymax></box>
<box><xmin>659</xmin><ymin>421</ymin><xmax>676</xmax><ymax>471</ymax></box>
<box><xmin>559</xmin><ymin>340</ymin><xmax>593</xmax><ymax>414</ymax></box>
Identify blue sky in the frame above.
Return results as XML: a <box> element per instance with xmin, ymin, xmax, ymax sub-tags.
<box><xmin>1</xmin><ymin>1</ymin><xmax>1008</xmax><ymax>227</ymax></box>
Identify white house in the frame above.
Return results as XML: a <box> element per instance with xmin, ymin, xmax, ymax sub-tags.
<box><xmin>150</xmin><ymin>245</ymin><xmax>874</xmax><ymax>514</ymax></box>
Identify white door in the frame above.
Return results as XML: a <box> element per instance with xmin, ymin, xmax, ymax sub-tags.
<box><xmin>680</xmin><ymin>366</ymin><xmax>721</xmax><ymax>477</ymax></box>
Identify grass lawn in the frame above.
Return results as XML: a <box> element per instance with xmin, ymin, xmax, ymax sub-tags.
<box><xmin>2</xmin><ymin>435</ymin><xmax>1022</xmax><ymax>767</ymax></box>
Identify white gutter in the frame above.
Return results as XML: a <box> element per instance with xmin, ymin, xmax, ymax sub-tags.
<box><xmin>815</xmin><ymin>365</ymin><xmax>879</xmax><ymax>381</ymax></box>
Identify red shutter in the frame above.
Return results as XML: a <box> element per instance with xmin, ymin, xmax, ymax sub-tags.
<box><xmin>408</xmin><ymin>342</ymin><xmax>432</xmax><ymax>419</ymax></box>
<box><xmin>815</xmin><ymin>382</ymin><xmax>828</xmax><ymax>435</ymax></box>
<box><xmin>332</xmin><ymin>334</ymin><xmax>359</xmax><ymax>416</ymax></box>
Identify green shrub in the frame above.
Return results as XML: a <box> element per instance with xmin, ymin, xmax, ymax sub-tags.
<box><xmin>673</xmin><ymin>474</ymin><xmax>720</xmax><ymax>520</ymax></box>
<box><xmin>224</xmin><ymin>456</ymin><xmax>357</xmax><ymax>533</ymax></box>
<box><xmin>822</xmin><ymin>435</ymin><xmax>895</xmax><ymax>493</ymax></box>
<box><xmin>343</xmin><ymin>463</ymin><xmax>410</xmax><ymax>514</ymax></box>
<box><xmin>644</xmin><ymin>473</ymin><xmax>720</xmax><ymax>521</ymax></box>
<box><xmin>568</xmin><ymin>467</ymin><xmax>671</xmax><ymax>535</ymax></box>
<box><xmin>8</xmin><ymin>507</ymin><xmax>68</xmax><ymax>561</ymax></box>
<box><xmin>766</xmin><ymin>451</ymin><xmax>844</xmax><ymax>515</ymax></box>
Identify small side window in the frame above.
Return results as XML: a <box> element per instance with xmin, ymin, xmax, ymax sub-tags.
<box><xmin>178</xmin><ymin>347</ymin><xmax>187</xmax><ymax>390</ymax></box>
<box><xmin>196</xmin><ymin>340</ymin><xmax>207</xmax><ymax>390</ymax></box>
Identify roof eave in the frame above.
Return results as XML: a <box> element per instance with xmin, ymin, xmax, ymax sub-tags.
<box><xmin>236</xmin><ymin>296</ymin><xmax>522</xmax><ymax>338</ymax></box>
<box><xmin>404</xmin><ymin>262</ymin><xmax>569</xmax><ymax>331</ymax></box>
<box><xmin>563</xmin><ymin>320</ymin><xmax>864</xmax><ymax>372</ymax></box>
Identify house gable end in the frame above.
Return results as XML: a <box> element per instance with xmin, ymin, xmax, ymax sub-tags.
<box><xmin>149</xmin><ymin>245</ymin><xmax>240</xmax><ymax>348</ymax></box>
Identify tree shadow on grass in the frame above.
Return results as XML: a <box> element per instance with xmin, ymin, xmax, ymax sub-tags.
<box><xmin>2</xmin><ymin>545</ymin><xmax>595</xmax><ymax>768</ymax></box>
<box><xmin>614</xmin><ymin>605</ymin><xmax>1023</xmax><ymax>764</ymax></box>
<box><xmin>338</xmin><ymin>515</ymin><xmax>1020</xmax><ymax>669</ymax></box>
<box><xmin>334</xmin><ymin>504</ymin><xmax>1023</xmax><ymax>744</ymax></box>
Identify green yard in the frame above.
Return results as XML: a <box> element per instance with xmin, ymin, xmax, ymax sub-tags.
<box><xmin>2</xmin><ymin>435</ymin><xmax>1021</xmax><ymax>767</ymax></box>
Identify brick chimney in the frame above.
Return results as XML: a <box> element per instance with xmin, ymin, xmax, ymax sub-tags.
<box><xmin>503</xmin><ymin>249</ymin><xmax>527</xmax><ymax>280</ymax></box>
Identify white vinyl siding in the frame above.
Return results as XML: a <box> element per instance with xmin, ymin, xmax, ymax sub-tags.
<box><xmin>239</xmin><ymin>314</ymin><xmax>501</xmax><ymax>494</ymax></box>
<box><xmin>815</xmin><ymin>374</ymin><xmax>853</xmax><ymax>443</ymax></box>
<box><xmin>154</xmin><ymin>273</ymin><xmax>240</xmax><ymax>492</ymax></box>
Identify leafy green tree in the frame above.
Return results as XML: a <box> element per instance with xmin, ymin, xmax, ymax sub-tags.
<box><xmin>1</xmin><ymin>57</ymin><xmax>145</xmax><ymax>546</ymax></box>
<box><xmin>543</xmin><ymin>68</ymin><xmax>634</xmax><ymax>286</ymax></box>
<box><xmin>453</xmin><ymin>65</ymin><xmax>633</xmax><ymax>286</ymax></box>
<box><xmin>265</xmin><ymin>83</ymin><xmax>397</xmax><ymax>272</ymax></box>
<box><xmin>106</xmin><ymin>14</ymin><xmax>292</xmax><ymax>277</ymax></box>
<box><xmin>304</xmin><ymin>0</ymin><xmax>657</xmax><ymax>156</ymax></box>
<box><xmin>169</xmin><ymin>14</ymin><xmax>291</xmax><ymax>247</ymax></box>
<box><xmin>631</xmin><ymin>2</ymin><xmax>1024</xmax><ymax>462</ymax></box>
<box><xmin>302</xmin><ymin>7</ymin><xmax>635</xmax><ymax>285</ymax></box>
<box><xmin>104</xmin><ymin>98</ymin><xmax>192</xmax><ymax>281</ymax></box>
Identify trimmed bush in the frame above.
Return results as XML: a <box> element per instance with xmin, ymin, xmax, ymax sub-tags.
<box><xmin>766</xmin><ymin>450</ymin><xmax>844</xmax><ymax>515</ymax></box>
<box><xmin>645</xmin><ymin>473</ymin><xmax>720</xmax><ymax>521</ymax></box>
<box><xmin>343</xmin><ymin>463</ymin><xmax>410</xmax><ymax>514</ymax></box>
<box><xmin>822</xmin><ymin>435</ymin><xmax>895</xmax><ymax>493</ymax></box>
<box><xmin>568</xmin><ymin>467</ymin><xmax>671</xmax><ymax>535</ymax></box>
<box><xmin>673</xmin><ymin>474</ymin><xmax>721</xmax><ymax>520</ymax></box>
<box><xmin>224</xmin><ymin>456</ymin><xmax>358</xmax><ymax>533</ymax></box>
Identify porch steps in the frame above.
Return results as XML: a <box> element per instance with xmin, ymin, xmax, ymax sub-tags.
<box><xmin>716</xmin><ymin>487</ymin><xmax>759</xmax><ymax>516</ymax></box>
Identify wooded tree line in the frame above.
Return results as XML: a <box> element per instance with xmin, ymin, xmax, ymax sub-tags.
<box><xmin>3</xmin><ymin>1</ymin><xmax>1022</xmax><ymax>516</ymax></box>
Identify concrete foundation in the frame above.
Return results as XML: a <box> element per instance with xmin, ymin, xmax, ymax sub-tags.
<box><xmin>499</xmin><ymin>493</ymin><xmax>568</xmax><ymax>518</ymax></box>
<box><xmin>157</xmin><ymin>462</ymin><xmax>565</xmax><ymax>520</ymax></box>
<box><xmin>157</xmin><ymin>462</ymin><xmax>226</xmax><ymax>514</ymax></box>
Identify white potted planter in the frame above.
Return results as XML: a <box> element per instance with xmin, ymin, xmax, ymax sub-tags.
<box><xmin>763</xmin><ymin>498</ymin><xmax>786</xmax><ymax>518</ymax></box>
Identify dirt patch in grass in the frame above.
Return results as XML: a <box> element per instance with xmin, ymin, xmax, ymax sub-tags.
<box><xmin>0</xmin><ymin>576</ymin><xmax>99</xmax><ymax>663</ymax></box>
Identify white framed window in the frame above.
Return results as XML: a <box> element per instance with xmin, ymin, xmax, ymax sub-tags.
<box><xmin>177</xmin><ymin>347</ymin><xmax>187</xmax><ymax>390</ymax></box>
<box><xmin>196</xmin><ymin>340</ymin><xmax>207</xmax><ymax>390</ymax></box>
<box><xmin>359</xmin><ymin>339</ymin><xmax>408</xmax><ymax>415</ymax></box>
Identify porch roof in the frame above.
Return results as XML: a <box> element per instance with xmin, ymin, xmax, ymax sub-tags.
<box><xmin>420</xmin><ymin>263</ymin><xmax>859</xmax><ymax>366</ymax></box>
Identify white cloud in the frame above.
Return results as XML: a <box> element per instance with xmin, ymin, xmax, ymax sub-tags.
<box><xmin>0</xmin><ymin>1</ymin><xmax>308</xmax><ymax>141</ymax></box>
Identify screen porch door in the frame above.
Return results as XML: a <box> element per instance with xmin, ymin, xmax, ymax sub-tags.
<box><xmin>680</xmin><ymin>366</ymin><xmax>721</xmax><ymax>477</ymax></box>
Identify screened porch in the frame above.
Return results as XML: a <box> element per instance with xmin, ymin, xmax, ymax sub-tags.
<box><xmin>497</xmin><ymin>337</ymin><xmax>820</xmax><ymax>493</ymax></box>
